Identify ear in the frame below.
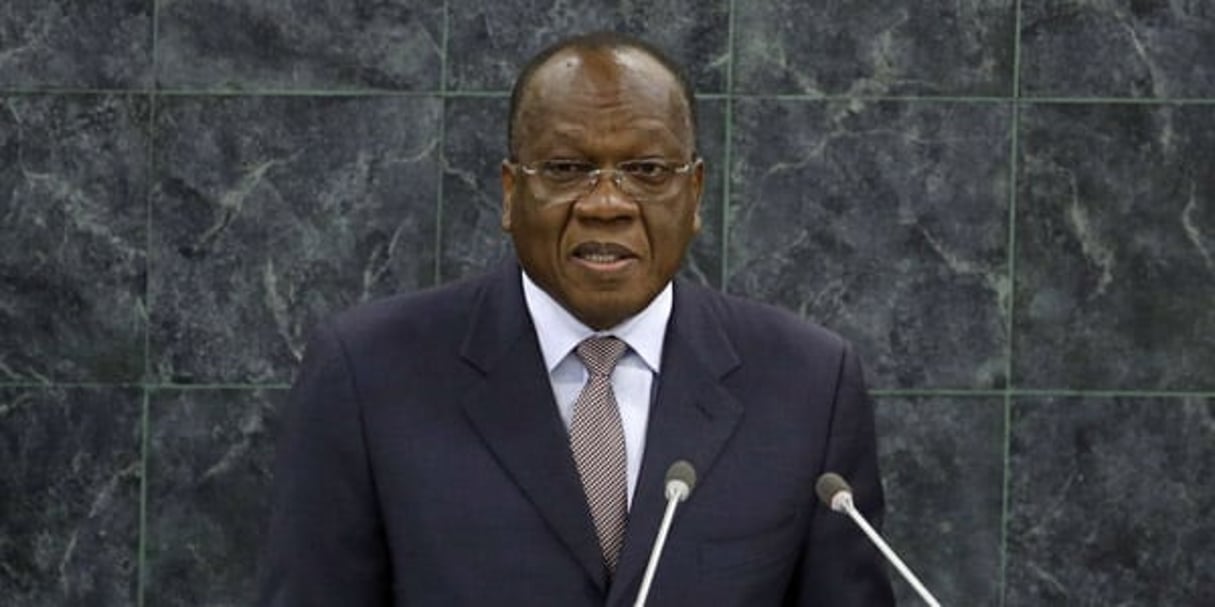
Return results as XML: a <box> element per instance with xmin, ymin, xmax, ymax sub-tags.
<box><xmin>691</xmin><ymin>158</ymin><xmax>705</xmax><ymax>234</ymax></box>
<box><xmin>500</xmin><ymin>160</ymin><xmax>515</xmax><ymax>232</ymax></box>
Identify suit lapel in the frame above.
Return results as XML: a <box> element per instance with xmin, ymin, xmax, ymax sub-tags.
<box><xmin>458</xmin><ymin>265</ymin><xmax>608</xmax><ymax>591</ymax></box>
<box><xmin>609</xmin><ymin>281</ymin><xmax>744</xmax><ymax>603</ymax></box>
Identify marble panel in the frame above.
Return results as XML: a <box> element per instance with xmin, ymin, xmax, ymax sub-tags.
<box><xmin>439</xmin><ymin>96</ymin><xmax>725</xmax><ymax>287</ymax></box>
<box><xmin>445</xmin><ymin>0</ymin><xmax>730</xmax><ymax>93</ymax></box>
<box><xmin>0</xmin><ymin>387</ymin><xmax>142</xmax><ymax>606</ymax></box>
<box><xmin>150</xmin><ymin>95</ymin><xmax>441</xmax><ymax>384</ymax></box>
<box><xmin>733</xmin><ymin>1</ymin><xmax>1016</xmax><ymax>96</ymax></box>
<box><xmin>157</xmin><ymin>0</ymin><xmax>443</xmax><ymax>91</ymax></box>
<box><xmin>0</xmin><ymin>1</ymin><xmax>152</xmax><ymax>89</ymax></box>
<box><xmin>1014</xmin><ymin>103</ymin><xmax>1215</xmax><ymax>390</ymax></box>
<box><xmin>143</xmin><ymin>388</ymin><xmax>280</xmax><ymax>607</ymax></box>
<box><xmin>875</xmin><ymin>397</ymin><xmax>1005</xmax><ymax>607</ymax></box>
<box><xmin>727</xmin><ymin>99</ymin><xmax>1011</xmax><ymax>389</ymax></box>
<box><xmin>1006</xmin><ymin>397</ymin><xmax>1215</xmax><ymax>605</ymax></box>
<box><xmin>436</xmin><ymin>96</ymin><xmax>512</xmax><ymax>281</ymax></box>
<box><xmin>1020</xmin><ymin>0</ymin><xmax>1215</xmax><ymax>98</ymax></box>
<box><xmin>0</xmin><ymin>95</ymin><xmax>148</xmax><ymax>383</ymax></box>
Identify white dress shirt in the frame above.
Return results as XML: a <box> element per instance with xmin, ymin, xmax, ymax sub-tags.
<box><xmin>520</xmin><ymin>270</ymin><xmax>672</xmax><ymax>507</ymax></box>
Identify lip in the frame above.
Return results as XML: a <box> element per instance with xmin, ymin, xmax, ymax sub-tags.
<box><xmin>572</xmin><ymin>256</ymin><xmax>637</xmax><ymax>273</ymax></box>
<box><xmin>569</xmin><ymin>241</ymin><xmax>639</xmax><ymax>273</ymax></box>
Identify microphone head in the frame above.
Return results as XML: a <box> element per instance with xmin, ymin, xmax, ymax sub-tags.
<box><xmin>664</xmin><ymin>460</ymin><xmax>697</xmax><ymax>501</ymax></box>
<box><xmin>815</xmin><ymin>472</ymin><xmax>852</xmax><ymax>509</ymax></box>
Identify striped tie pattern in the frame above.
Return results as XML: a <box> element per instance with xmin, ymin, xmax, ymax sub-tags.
<box><xmin>570</xmin><ymin>336</ymin><xmax>630</xmax><ymax>574</ymax></box>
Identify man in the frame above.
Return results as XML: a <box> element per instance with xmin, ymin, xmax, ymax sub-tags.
<box><xmin>262</xmin><ymin>32</ymin><xmax>894</xmax><ymax>606</ymax></box>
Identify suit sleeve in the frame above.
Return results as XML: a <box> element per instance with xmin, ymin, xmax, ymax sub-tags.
<box><xmin>787</xmin><ymin>342</ymin><xmax>896</xmax><ymax>606</ymax></box>
<box><xmin>259</xmin><ymin>320</ymin><xmax>391</xmax><ymax>607</ymax></box>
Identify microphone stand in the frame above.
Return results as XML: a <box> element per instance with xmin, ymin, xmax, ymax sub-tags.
<box><xmin>832</xmin><ymin>491</ymin><xmax>941</xmax><ymax>607</ymax></box>
<box><xmin>634</xmin><ymin>461</ymin><xmax>696</xmax><ymax>607</ymax></box>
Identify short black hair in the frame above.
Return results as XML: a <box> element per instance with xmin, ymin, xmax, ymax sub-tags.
<box><xmin>506</xmin><ymin>31</ymin><xmax>698</xmax><ymax>159</ymax></box>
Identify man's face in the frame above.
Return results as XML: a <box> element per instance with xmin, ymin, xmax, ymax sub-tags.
<box><xmin>501</xmin><ymin>48</ymin><xmax>703</xmax><ymax>330</ymax></box>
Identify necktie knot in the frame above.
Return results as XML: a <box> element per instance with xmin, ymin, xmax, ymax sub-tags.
<box><xmin>576</xmin><ymin>336</ymin><xmax>628</xmax><ymax>377</ymax></box>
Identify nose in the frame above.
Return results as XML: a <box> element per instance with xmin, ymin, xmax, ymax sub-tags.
<box><xmin>574</xmin><ymin>170</ymin><xmax>638</xmax><ymax>219</ymax></box>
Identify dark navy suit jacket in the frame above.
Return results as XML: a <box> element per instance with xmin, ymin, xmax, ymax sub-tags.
<box><xmin>261</xmin><ymin>263</ymin><xmax>894</xmax><ymax>606</ymax></box>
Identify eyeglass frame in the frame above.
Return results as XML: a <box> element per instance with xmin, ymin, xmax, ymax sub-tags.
<box><xmin>506</xmin><ymin>156</ymin><xmax>701</xmax><ymax>203</ymax></box>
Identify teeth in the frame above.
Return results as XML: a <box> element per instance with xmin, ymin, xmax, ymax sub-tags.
<box><xmin>583</xmin><ymin>253</ymin><xmax>621</xmax><ymax>263</ymax></box>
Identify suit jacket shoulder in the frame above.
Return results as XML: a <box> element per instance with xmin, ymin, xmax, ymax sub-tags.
<box><xmin>327</xmin><ymin>270</ymin><xmax>488</xmax><ymax>356</ymax></box>
<box><xmin>675</xmin><ymin>278</ymin><xmax>852</xmax><ymax>384</ymax></box>
<box><xmin>701</xmin><ymin>282</ymin><xmax>843</xmax><ymax>344</ymax></box>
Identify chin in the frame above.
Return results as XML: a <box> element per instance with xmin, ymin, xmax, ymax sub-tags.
<box><xmin>570</xmin><ymin>293</ymin><xmax>650</xmax><ymax>330</ymax></box>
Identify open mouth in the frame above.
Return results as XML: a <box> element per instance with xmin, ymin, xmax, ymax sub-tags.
<box><xmin>572</xmin><ymin>242</ymin><xmax>636</xmax><ymax>266</ymax></box>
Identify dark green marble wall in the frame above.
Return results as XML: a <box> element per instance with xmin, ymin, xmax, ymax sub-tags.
<box><xmin>2</xmin><ymin>2</ymin><xmax>1212</xmax><ymax>605</ymax></box>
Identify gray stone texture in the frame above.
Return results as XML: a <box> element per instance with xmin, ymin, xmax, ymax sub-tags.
<box><xmin>0</xmin><ymin>2</ymin><xmax>153</xmax><ymax>89</ymax></box>
<box><xmin>0</xmin><ymin>387</ymin><xmax>142</xmax><ymax>606</ymax></box>
<box><xmin>143</xmin><ymin>389</ymin><xmax>280</xmax><ymax>607</ymax></box>
<box><xmin>1007</xmin><ymin>397</ymin><xmax>1215</xmax><ymax>605</ymax></box>
<box><xmin>734</xmin><ymin>1</ymin><xmax>1016</xmax><ymax>96</ymax></box>
<box><xmin>157</xmin><ymin>0</ymin><xmax>444</xmax><ymax>91</ymax></box>
<box><xmin>728</xmin><ymin>99</ymin><xmax>1012</xmax><ymax>389</ymax></box>
<box><xmin>1015</xmin><ymin>103</ymin><xmax>1215</xmax><ymax>389</ymax></box>
<box><xmin>876</xmin><ymin>396</ymin><xmax>1005</xmax><ymax>607</ymax></box>
<box><xmin>1</xmin><ymin>95</ymin><xmax>148</xmax><ymax>383</ymax></box>
<box><xmin>1021</xmin><ymin>0</ymin><xmax>1215</xmax><ymax>98</ymax></box>
<box><xmin>3</xmin><ymin>0</ymin><xmax>1212</xmax><ymax>604</ymax></box>
<box><xmin>149</xmin><ymin>95</ymin><xmax>441</xmax><ymax>384</ymax></box>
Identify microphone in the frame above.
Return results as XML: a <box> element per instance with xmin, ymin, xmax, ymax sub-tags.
<box><xmin>634</xmin><ymin>460</ymin><xmax>697</xmax><ymax>607</ymax></box>
<box><xmin>816</xmin><ymin>473</ymin><xmax>941</xmax><ymax>607</ymax></box>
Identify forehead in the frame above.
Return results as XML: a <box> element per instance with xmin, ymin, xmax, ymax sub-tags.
<box><xmin>516</xmin><ymin>47</ymin><xmax>692</xmax><ymax>151</ymax></box>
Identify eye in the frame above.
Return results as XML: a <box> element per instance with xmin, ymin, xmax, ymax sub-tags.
<box><xmin>620</xmin><ymin>160</ymin><xmax>672</xmax><ymax>182</ymax></box>
<box><xmin>539</xmin><ymin>160</ymin><xmax>594</xmax><ymax>182</ymax></box>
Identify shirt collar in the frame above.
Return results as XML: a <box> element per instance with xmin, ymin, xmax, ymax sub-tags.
<box><xmin>521</xmin><ymin>270</ymin><xmax>671</xmax><ymax>374</ymax></box>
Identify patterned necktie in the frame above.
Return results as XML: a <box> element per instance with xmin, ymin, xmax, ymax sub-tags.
<box><xmin>569</xmin><ymin>336</ymin><xmax>630</xmax><ymax>574</ymax></box>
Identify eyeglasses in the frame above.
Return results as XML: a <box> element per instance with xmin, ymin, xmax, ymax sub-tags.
<box><xmin>510</xmin><ymin>158</ymin><xmax>697</xmax><ymax>202</ymax></box>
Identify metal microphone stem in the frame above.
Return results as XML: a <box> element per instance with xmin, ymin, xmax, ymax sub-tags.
<box><xmin>633</xmin><ymin>489</ymin><xmax>684</xmax><ymax>607</ymax></box>
<box><xmin>837</xmin><ymin>493</ymin><xmax>941</xmax><ymax>607</ymax></box>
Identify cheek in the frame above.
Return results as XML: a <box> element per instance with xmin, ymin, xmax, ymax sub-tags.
<box><xmin>517</xmin><ymin>207</ymin><xmax>570</xmax><ymax>256</ymax></box>
<box><xmin>647</xmin><ymin>208</ymin><xmax>699</xmax><ymax>253</ymax></box>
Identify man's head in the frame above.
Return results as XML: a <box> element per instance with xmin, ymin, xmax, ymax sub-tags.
<box><xmin>501</xmin><ymin>32</ymin><xmax>704</xmax><ymax>330</ymax></box>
